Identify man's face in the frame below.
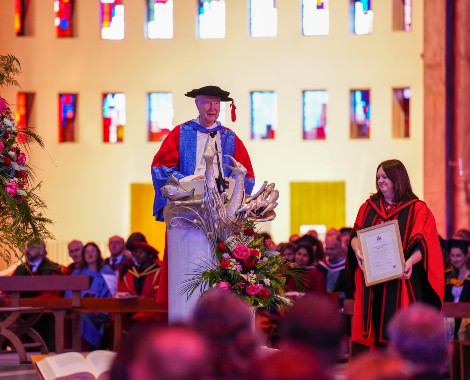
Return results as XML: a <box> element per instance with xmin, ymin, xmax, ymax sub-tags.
<box><xmin>196</xmin><ymin>95</ymin><xmax>220</xmax><ymax>127</ymax></box>
<box><xmin>324</xmin><ymin>237</ymin><xmax>344</xmax><ymax>261</ymax></box>
<box><xmin>68</xmin><ymin>241</ymin><xmax>83</xmax><ymax>265</ymax></box>
<box><xmin>26</xmin><ymin>244</ymin><xmax>45</xmax><ymax>262</ymax></box>
<box><xmin>108</xmin><ymin>236</ymin><xmax>125</xmax><ymax>257</ymax></box>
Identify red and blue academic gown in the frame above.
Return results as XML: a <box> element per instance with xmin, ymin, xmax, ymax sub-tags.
<box><xmin>151</xmin><ymin>120</ymin><xmax>255</xmax><ymax>304</ymax></box>
<box><xmin>346</xmin><ymin>194</ymin><xmax>444</xmax><ymax>347</ymax></box>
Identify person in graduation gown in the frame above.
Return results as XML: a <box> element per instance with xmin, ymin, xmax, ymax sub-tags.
<box><xmin>151</xmin><ymin>85</ymin><xmax>255</xmax><ymax>306</ymax></box>
<box><xmin>346</xmin><ymin>159</ymin><xmax>444</xmax><ymax>348</ymax></box>
<box><xmin>117</xmin><ymin>241</ymin><xmax>164</xmax><ymax>323</ymax></box>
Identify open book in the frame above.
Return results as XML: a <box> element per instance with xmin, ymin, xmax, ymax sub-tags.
<box><xmin>34</xmin><ymin>350</ymin><xmax>117</xmax><ymax>380</ymax></box>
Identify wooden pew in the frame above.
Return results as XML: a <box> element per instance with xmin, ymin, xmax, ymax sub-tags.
<box><xmin>17</xmin><ymin>297</ymin><xmax>167</xmax><ymax>351</ymax></box>
<box><xmin>0</xmin><ymin>275</ymin><xmax>90</xmax><ymax>358</ymax></box>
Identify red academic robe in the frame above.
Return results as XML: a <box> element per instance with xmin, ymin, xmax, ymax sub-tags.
<box><xmin>346</xmin><ymin>194</ymin><xmax>444</xmax><ymax>347</ymax></box>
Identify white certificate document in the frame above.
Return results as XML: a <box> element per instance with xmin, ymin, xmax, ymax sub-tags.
<box><xmin>357</xmin><ymin>220</ymin><xmax>405</xmax><ymax>286</ymax></box>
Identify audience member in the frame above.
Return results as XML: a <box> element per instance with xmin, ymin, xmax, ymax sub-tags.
<box><xmin>105</xmin><ymin>235</ymin><xmax>131</xmax><ymax>273</ymax></box>
<box><xmin>295</xmin><ymin>234</ymin><xmax>324</xmax><ymax>264</ymax></box>
<box><xmin>12</xmin><ymin>240</ymin><xmax>62</xmax><ymax>350</ymax></box>
<box><xmin>110</xmin><ymin>323</ymin><xmax>209</xmax><ymax>380</ymax></box>
<box><xmin>191</xmin><ymin>289</ymin><xmax>261</xmax><ymax>380</ymax></box>
<box><xmin>117</xmin><ymin>242</ymin><xmax>164</xmax><ymax>324</ymax></box>
<box><xmin>279</xmin><ymin>293</ymin><xmax>345</xmax><ymax>369</ymax></box>
<box><xmin>255</xmin><ymin>345</ymin><xmax>330</xmax><ymax>380</ymax></box>
<box><xmin>289</xmin><ymin>234</ymin><xmax>300</xmax><ymax>243</ymax></box>
<box><xmin>339</xmin><ymin>227</ymin><xmax>352</xmax><ymax>252</ymax></box>
<box><xmin>346</xmin><ymin>351</ymin><xmax>411</xmax><ymax>380</ymax></box>
<box><xmin>62</xmin><ymin>239</ymin><xmax>83</xmax><ymax>274</ymax></box>
<box><xmin>276</xmin><ymin>242</ymin><xmax>296</xmax><ymax>262</ymax></box>
<box><xmin>317</xmin><ymin>230</ymin><xmax>351</xmax><ymax>302</ymax></box>
<box><xmin>444</xmin><ymin>238</ymin><xmax>470</xmax><ymax>340</ymax></box>
<box><xmin>258</xmin><ymin>232</ymin><xmax>277</xmax><ymax>251</ymax></box>
<box><xmin>387</xmin><ymin>303</ymin><xmax>449</xmax><ymax>379</ymax></box>
<box><xmin>65</xmin><ymin>242</ymin><xmax>114</xmax><ymax>350</ymax></box>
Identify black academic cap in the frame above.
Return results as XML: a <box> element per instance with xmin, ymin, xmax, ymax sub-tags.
<box><xmin>185</xmin><ymin>85</ymin><xmax>233</xmax><ymax>102</ymax></box>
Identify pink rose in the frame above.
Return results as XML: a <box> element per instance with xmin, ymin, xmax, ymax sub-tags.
<box><xmin>215</xmin><ymin>282</ymin><xmax>231</xmax><ymax>290</ymax></box>
<box><xmin>0</xmin><ymin>97</ymin><xmax>8</xmax><ymax>114</ymax></box>
<box><xmin>246</xmin><ymin>284</ymin><xmax>263</xmax><ymax>296</ymax></box>
<box><xmin>5</xmin><ymin>181</ymin><xmax>18</xmax><ymax>196</ymax></box>
<box><xmin>232</xmin><ymin>244</ymin><xmax>251</xmax><ymax>260</ymax></box>
<box><xmin>17</xmin><ymin>152</ymin><xmax>26</xmax><ymax>165</ymax></box>
<box><xmin>0</xmin><ymin>141</ymin><xmax>4</xmax><ymax>152</ymax></box>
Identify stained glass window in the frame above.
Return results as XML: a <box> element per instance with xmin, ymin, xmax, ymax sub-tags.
<box><xmin>198</xmin><ymin>0</ymin><xmax>225</xmax><ymax>39</ymax></box>
<box><xmin>14</xmin><ymin>0</ymin><xmax>31</xmax><ymax>36</ymax></box>
<box><xmin>351</xmin><ymin>0</ymin><xmax>373</xmax><ymax>35</ymax></box>
<box><xmin>350</xmin><ymin>89</ymin><xmax>370</xmax><ymax>138</ymax></box>
<box><xmin>393</xmin><ymin>0</ymin><xmax>412</xmax><ymax>32</ymax></box>
<box><xmin>15</xmin><ymin>92</ymin><xmax>35</xmax><ymax>144</ymax></box>
<box><xmin>392</xmin><ymin>88</ymin><xmax>411</xmax><ymax>138</ymax></box>
<box><xmin>103</xmin><ymin>93</ymin><xmax>125</xmax><ymax>143</ymax></box>
<box><xmin>54</xmin><ymin>0</ymin><xmax>74</xmax><ymax>37</ymax></box>
<box><xmin>302</xmin><ymin>0</ymin><xmax>329</xmax><ymax>36</ymax></box>
<box><xmin>100</xmin><ymin>0</ymin><xmax>124</xmax><ymax>40</ymax></box>
<box><xmin>146</xmin><ymin>0</ymin><xmax>173</xmax><ymax>39</ymax></box>
<box><xmin>59</xmin><ymin>94</ymin><xmax>77</xmax><ymax>142</ymax></box>
<box><xmin>303</xmin><ymin>90</ymin><xmax>328</xmax><ymax>140</ymax></box>
<box><xmin>251</xmin><ymin>92</ymin><xmax>276</xmax><ymax>140</ymax></box>
<box><xmin>250</xmin><ymin>0</ymin><xmax>277</xmax><ymax>38</ymax></box>
<box><xmin>148</xmin><ymin>93</ymin><xmax>174</xmax><ymax>142</ymax></box>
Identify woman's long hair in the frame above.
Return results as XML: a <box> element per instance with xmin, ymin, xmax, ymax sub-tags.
<box><xmin>371</xmin><ymin>159</ymin><xmax>417</xmax><ymax>203</ymax></box>
<box><xmin>79</xmin><ymin>242</ymin><xmax>104</xmax><ymax>271</ymax></box>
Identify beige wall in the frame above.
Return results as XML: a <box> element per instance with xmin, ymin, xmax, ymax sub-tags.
<box><xmin>0</xmin><ymin>0</ymin><xmax>425</xmax><ymax>262</ymax></box>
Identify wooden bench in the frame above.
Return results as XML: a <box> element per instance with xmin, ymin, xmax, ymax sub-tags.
<box><xmin>17</xmin><ymin>297</ymin><xmax>167</xmax><ymax>351</ymax></box>
<box><xmin>0</xmin><ymin>275</ymin><xmax>90</xmax><ymax>360</ymax></box>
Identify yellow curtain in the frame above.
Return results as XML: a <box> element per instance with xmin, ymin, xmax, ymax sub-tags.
<box><xmin>130</xmin><ymin>183</ymin><xmax>166</xmax><ymax>260</ymax></box>
<box><xmin>290</xmin><ymin>182</ymin><xmax>346</xmax><ymax>236</ymax></box>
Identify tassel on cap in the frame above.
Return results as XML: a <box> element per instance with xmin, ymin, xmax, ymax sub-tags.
<box><xmin>230</xmin><ymin>101</ymin><xmax>237</xmax><ymax>122</ymax></box>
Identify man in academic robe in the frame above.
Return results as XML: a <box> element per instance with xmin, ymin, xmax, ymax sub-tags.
<box><xmin>151</xmin><ymin>85</ymin><xmax>255</xmax><ymax>306</ymax></box>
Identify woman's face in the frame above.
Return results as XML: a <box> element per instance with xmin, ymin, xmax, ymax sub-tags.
<box><xmin>295</xmin><ymin>247</ymin><xmax>310</xmax><ymax>267</ymax></box>
<box><xmin>281</xmin><ymin>247</ymin><xmax>295</xmax><ymax>262</ymax></box>
<box><xmin>377</xmin><ymin>166</ymin><xmax>395</xmax><ymax>200</ymax></box>
<box><xmin>84</xmin><ymin>245</ymin><xmax>99</xmax><ymax>266</ymax></box>
<box><xmin>450</xmin><ymin>248</ymin><xmax>468</xmax><ymax>270</ymax></box>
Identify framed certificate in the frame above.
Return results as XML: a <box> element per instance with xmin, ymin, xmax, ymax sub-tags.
<box><xmin>357</xmin><ymin>220</ymin><xmax>405</xmax><ymax>287</ymax></box>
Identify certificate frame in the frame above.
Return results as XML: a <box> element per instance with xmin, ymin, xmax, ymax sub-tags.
<box><xmin>357</xmin><ymin>220</ymin><xmax>405</xmax><ymax>287</ymax></box>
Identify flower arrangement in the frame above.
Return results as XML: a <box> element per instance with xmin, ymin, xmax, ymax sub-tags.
<box><xmin>0</xmin><ymin>54</ymin><xmax>52</xmax><ymax>264</ymax></box>
<box><xmin>182</xmin><ymin>220</ymin><xmax>306</xmax><ymax>310</ymax></box>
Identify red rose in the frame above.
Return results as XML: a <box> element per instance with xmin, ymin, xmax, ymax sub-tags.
<box><xmin>3</xmin><ymin>156</ymin><xmax>11</xmax><ymax>166</ymax></box>
<box><xmin>244</xmin><ymin>228</ymin><xmax>255</xmax><ymax>236</ymax></box>
<box><xmin>16</xmin><ymin>170</ymin><xmax>28</xmax><ymax>179</ymax></box>
<box><xmin>220</xmin><ymin>261</ymin><xmax>231</xmax><ymax>268</ymax></box>
<box><xmin>244</xmin><ymin>257</ymin><xmax>255</xmax><ymax>268</ymax></box>
<box><xmin>217</xmin><ymin>242</ymin><xmax>226</xmax><ymax>251</ymax></box>
<box><xmin>258</xmin><ymin>288</ymin><xmax>270</xmax><ymax>299</ymax></box>
<box><xmin>250</xmin><ymin>249</ymin><xmax>260</xmax><ymax>257</ymax></box>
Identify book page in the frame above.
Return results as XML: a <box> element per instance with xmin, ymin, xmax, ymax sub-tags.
<box><xmin>86</xmin><ymin>350</ymin><xmax>117</xmax><ymax>379</ymax></box>
<box><xmin>36</xmin><ymin>352</ymin><xmax>93</xmax><ymax>380</ymax></box>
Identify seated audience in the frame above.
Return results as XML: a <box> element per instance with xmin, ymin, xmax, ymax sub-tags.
<box><xmin>12</xmin><ymin>240</ymin><xmax>62</xmax><ymax>350</ymax></box>
<box><xmin>191</xmin><ymin>289</ymin><xmax>261</xmax><ymax>380</ymax></box>
<box><xmin>65</xmin><ymin>242</ymin><xmax>114</xmax><ymax>350</ymax></box>
<box><xmin>339</xmin><ymin>226</ymin><xmax>352</xmax><ymax>252</ymax></box>
<box><xmin>387</xmin><ymin>303</ymin><xmax>449</xmax><ymax>379</ymax></box>
<box><xmin>279</xmin><ymin>293</ymin><xmax>345</xmax><ymax>370</ymax></box>
<box><xmin>444</xmin><ymin>238</ymin><xmax>470</xmax><ymax>340</ymax></box>
<box><xmin>295</xmin><ymin>233</ymin><xmax>324</xmax><ymax>264</ymax></box>
<box><xmin>62</xmin><ymin>239</ymin><xmax>83</xmax><ymax>274</ymax></box>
